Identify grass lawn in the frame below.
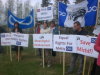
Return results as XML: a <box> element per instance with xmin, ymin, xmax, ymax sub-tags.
<box><xmin>0</xmin><ymin>47</ymin><xmax>94</xmax><ymax>75</ymax></box>
<box><xmin>0</xmin><ymin>48</ymin><xmax>63</xmax><ymax>75</ymax></box>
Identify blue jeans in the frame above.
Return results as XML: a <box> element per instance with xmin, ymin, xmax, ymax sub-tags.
<box><xmin>68</xmin><ymin>53</ymin><xmax>84</xmax><ymax>74</ymax></box>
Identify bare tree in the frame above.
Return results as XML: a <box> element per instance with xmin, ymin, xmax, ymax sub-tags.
<box><xmin>16</xmin><ymin>0</ymin><xmax>23</xmax><ymax>18</ymax></box>
<box><xmin>0</xmin><ymin>0</ymin><xmax>5</xmax><ymax>24</ymax></box>
<box><xmin>7</xmin><ymin>0</ymin><xmax>15</xmax><ymax>12</ymax></box>
<box><xmin>23</xmin><ymin>0</ymin><xmax>31</xmax><ymax>18</ymax></box>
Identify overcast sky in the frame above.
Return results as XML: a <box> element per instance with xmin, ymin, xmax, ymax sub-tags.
<box><xmin>2</xmin><ymin>0</ymin><xmax>55</xmax><ymax>7</ymax></box>
<box><xmin>2</xmin><ymin>0</ymin><xmax>79</xmax><ymax>7</ymax></box>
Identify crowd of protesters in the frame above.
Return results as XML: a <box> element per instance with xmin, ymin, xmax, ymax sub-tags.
<box><xmin>34</xmin><ymin>20</ymin><xmax>100</xmax><ymax>75</ymax></box>
<box><xmin>0</xmin><ymin>21</ymin><xmax>100</xmax><ymax>75</ymax></box>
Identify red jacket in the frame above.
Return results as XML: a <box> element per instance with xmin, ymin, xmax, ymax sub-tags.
<box><xmin>94</xmin><ymin>34</ymin><xmax>100</xmax><ymax>66</ymax></box>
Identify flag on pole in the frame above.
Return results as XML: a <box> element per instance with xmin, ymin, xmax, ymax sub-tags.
<box><xmin>58</xmin><ymin>0</ymin><xmax>98</xmax><ymax>27</ymax></box>
<box><xmin>8</xmin><ymin>10</ymin><xmax>34</xmax><ymax>29</ymax></box>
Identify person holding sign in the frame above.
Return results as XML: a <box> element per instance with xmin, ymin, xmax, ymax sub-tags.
<box><xmin>50</xmin><ymin>21</ymin><xmax>59</xmax><ymax>64</ymax></box>
<box><xmin>40</xmin><ymin>21</ymin><xmax>51</xmax><ymax>67</ymax></box>
<box><xmin>50</xmin><ymin>21</ymin><xmax>59</xmax><ymax>35</ymax></box>
<box><xmin>67</xmin><ymin>21</ymin><xmax>87</xmax><ymax>75</ymax></box>
<box><xmin>35</xmin><ymin>22</ymin><xmax>42</xmax><ymax>58</ymax></box>
<box><xmin>94</xmin><ymin>34</ymin><xmax>100</xmax><ymax>75</ymax></box>
<box><xmin>40</xmin><ymin>21</ymin><xmax>51</xmax><ymax>34</ymax></box>
<box><xmin>50</xmin><ymin>21</ymin><xmax>59</xmax><ymax>55</ymax></box>
<box><xmin>12</xmin><ymin>22</ymin><xmax>23</xmax><ymax>60</ymax></box>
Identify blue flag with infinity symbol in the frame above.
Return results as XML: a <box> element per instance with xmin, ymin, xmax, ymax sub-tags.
<box><xmin>8</xmin><ymin>10</ymin><xmax>34</xmax><ymax>29</ymax></box>
<box><xmin>59</xmin><ymin>0</ymin><xmax>98</xmax><ymax>27</ymax></box>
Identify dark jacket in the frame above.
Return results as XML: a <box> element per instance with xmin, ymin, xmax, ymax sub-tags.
<box><xmin>52</xmin><ymin>27</ymin><xmax>59</xmax><ymax>35</ymax></box>
<box><xmin>73</xmin><ymin>29</ymin><xmax>87</xmax><ymax>35</ymax></box>
<box><xmin>0</xmin><ymin>27</ymin><xmax>6</xmax><ymax>33</ymax></box>
<box><xmin>0</xmin><ymin>27</ymin><xmax>6</xmax><ymax>53</ymax></box>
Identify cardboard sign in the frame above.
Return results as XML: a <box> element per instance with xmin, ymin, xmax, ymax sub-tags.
<box><xmin>53</xmin><ymin>35</ymin><xmax>77</xmax><ymax>53</ymax></box>
<box><xmin>1</xmin><ymin>33</ymin><xmax>12</xmax><ymax>46</ymax></box>
<box><xmin>37</xmin><ymin>6</ymin><xmax>53</xmax><ymax>21</ymax></box>
<box><xmin>33</xmin><ymin>34</ymin><xmax>53</xmax><ymax>49</ymax></box>
<box><xmin>76</xmin><ymin>35</ymin><xmax>98</xmax><ymax>58</ymax></box>
<box><xmin>93</xmin><ymin>25</ymin><xmax>100</xmax><ymax>35</ymax></box>
<box><xmin>11</xmin><ymin>33</ymin><xmax>29</xmax><ymax>47</ymax></box>
<box><xmin>53</xmin><ymin>35</ymin><xmax>98</xmax><ymax>58</ymax></box>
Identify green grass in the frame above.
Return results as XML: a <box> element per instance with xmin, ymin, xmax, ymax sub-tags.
<box><xmin>0</xmin><ymin>48</ymin><xmax>62</xmax><ymax>75</ymax></box>
<box><xmin>0</xmin><ymin>48</ymin><xmax>94</xmax><ymax>75</ymax></box>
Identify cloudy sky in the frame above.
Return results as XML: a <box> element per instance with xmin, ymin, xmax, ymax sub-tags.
<box><xmin>2</xmin><ymin>0</ymin><xmax>55</xmax><ymax>7</ymax></box>
<box><xmin>2</xmin><ymin>0</ymin><xmax>78</xmax><ymax>7</ymax></box>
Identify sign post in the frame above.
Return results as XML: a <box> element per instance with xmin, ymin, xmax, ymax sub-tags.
<box><xmin>60</xmin><ymin>52</ymin><xmax>62</xmax><ymax>64</ymax></box>
<box><xmin>63</xmin><ymin>52</ymin><xmax>65</xmax><ymax>75</ymax></box>
<box><xmin>82</xmin><ymin>56</ymin><xmax>87</xmax><ymax>75</ymax></box>
<box><xmin>42</xmin><ymin>48</ymin><xmax>45</xmax><ymax>68</ymax></box>
<box><xmin>10</xmin><ymin>46</ymin><xmax>12</xmax><ymax>62</ymax></box>
<box><xmin>88</xmin><ymin>61</ymin><xmax>92</xmax><ymax>75</ymax></box>
<box><xmin>96</xmin><ymin>0</ymin><xmax>99</xmax><ymax>25</ymax></box>
<box><xmin>18</xmin><ymin>47</ymin><xmax>20</xmax><ymax>62</ymax></box>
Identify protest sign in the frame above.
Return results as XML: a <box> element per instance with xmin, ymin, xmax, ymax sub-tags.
<box><xmin>53</xmin><ymin>35</ymin><xmax>77</xmax><ymax>53</ymax></box>
<box><xmin>1</xmin><ymin>33</ymin><xmax>12</xmax><ymax>46</ymax></box>
<box><xmin>37</xmin><ymin>6</ymin><xmax>53</xmax><ymax>21</ymax></box>
<box><xmin>93</xmin><ymin>25</ymin><xmax>100</xmax><ymax>35</ymax></box>
<box><xmin>76</xmin><ymin>35</ymin><xmax>98</xmax><ymax>58</ymax></box>
<box><xmin>11</xmin><ymin>33</ymin><xmax>29</xmax><ymax>47</ymax></box>
<box><xmin>53</xmin><ymin>35</ymin><xmax>99</xmax><ymax>58</ymax></box>
<box><xmin>33</xmin><ymin>34</ymin><xmax>53</xmax><ymax>49</ymax></box>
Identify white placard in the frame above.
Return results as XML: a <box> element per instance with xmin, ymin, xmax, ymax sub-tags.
<box><xmin>33</xmin><ymin>34</ymin><xmax>53</xmax><ymax>49</ymax></box>
<box><xmin>53</xmin><ymin>35</ymin><xmax>99</xmax><ymax>58</ymax></box>
<box><xmin>76</xmin><ymin>35</ymin><xmax>98</xmax><ymax>58</ymax></box>
<box><xmin>37</xmin><ymin>6</ymin><xmax>53</xmax><ymax>21</ymax></box>
<box><xmin>93</xmin><ymin>25</ymin><xmax>100</xmax><ymax>35</ymax></box>
<box><xmin>1</xmin><ymin>33</ymin><xmax>12</xmax><ymax>46</ymax></box>
<box><xmin>11</xmin><ymin>33</ymin><xmax>29</xmax><ymax>47</ymax></box>
<box><xmin>53</xmin><ymin>35</ymin><xmax>77</xmax><ymax>53</ymax></box>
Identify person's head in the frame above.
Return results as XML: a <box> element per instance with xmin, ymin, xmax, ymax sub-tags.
<box><xmin>37</xmin><ymin>22</ymin><xmax>41</xmax><ymax>26</ymax></box>
<box><xmin>14</xmin><ymin>22</ymin><xmax>19</xmax><ymax>28</ymax></box>
<box><xmin>50</xmin><ymin>21</ymin><xmax>56</xmax><ymax>28</ymax></box>
<box><xmin>73</xmin><ymin>21</ymin><xmax>81</xmax><ymax>31</ymax></box>
<box><xmin>43</xmin><ymin>21</ymin><xmax>48</xmax><ymax>29</ymax></box>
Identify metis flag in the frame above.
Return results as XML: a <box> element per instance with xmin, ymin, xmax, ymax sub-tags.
<box><xmin>8</xmin><ymin>10</ymin><xmax>34</xmax><ymax>29</ymax></box>
<box><xmin>58</xmin><ymin>0</ymin><xmax>98</xmax><ymax>27</ymax></box>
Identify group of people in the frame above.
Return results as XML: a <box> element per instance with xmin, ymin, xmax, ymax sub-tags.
<box><xmin>35</xmin><ymin>21</ymin><xmax>59</xmax><ymax>67</ymax></box>
<box><xmin>0</xmin><ymin>20</ymin><xmax>100</xmax><ymax>75</ymax></box>
<box><xmin>35</xmin><ymin>21</ymin><xmax>100</xmax><ymax>75</ymax></box>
